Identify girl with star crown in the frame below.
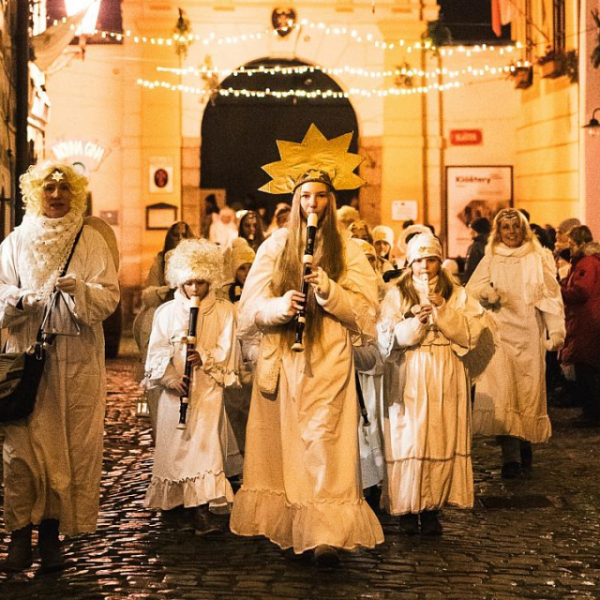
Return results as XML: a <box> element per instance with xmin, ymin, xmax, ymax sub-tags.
<box><xmin>230</xmin><ymin>125</ymin><xmax>384</xmax><ymax>569</ymax></box>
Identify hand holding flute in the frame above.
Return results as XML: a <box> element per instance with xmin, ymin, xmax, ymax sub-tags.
<box><xmin>178</xmin><ymin>295</ymin><xmax>201</xmax><ymax>430</ymax></box>
<box><xmin>291</xmin><ymin>212</ymin><xmax>319</xmax><ymax>352</ymax></box>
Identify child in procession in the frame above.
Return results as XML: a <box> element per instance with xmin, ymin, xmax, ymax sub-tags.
<box><xmin>143</xmin><ymin>238</ymin><xmax>241</xmax><ymax>535</ymax></box>
<box><xmin>377</xmin><ymin>233</ymin><xmax>488</xmax><ymax>535</ymax></box>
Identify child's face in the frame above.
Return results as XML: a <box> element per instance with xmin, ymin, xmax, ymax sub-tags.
<box><xmin>182</xmin><ymin>279</ymin><xmax>210</xmax><ymax>300</ymax></box>
<box><xmin>236</xmin><ymin>263</ymin><xmax>252</xmax><ymax>285</ymax></box>
<box><xmin>374</xmin><ymin>240</ymin><xmax>391</xmax><ymax>257</ymax></box>
<box><xmin>411</xmin><ymin>257</ymin><xmax>440</xmax><ymax>278</ymax></box>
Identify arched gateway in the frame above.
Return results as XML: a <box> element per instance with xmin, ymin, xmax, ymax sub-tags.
<box><xmin>200</xmin><ymin>57</ymin><xmax>360</xmax><ymax>221</ymax></box>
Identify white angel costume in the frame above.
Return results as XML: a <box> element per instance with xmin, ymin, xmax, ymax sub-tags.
<box><xmin>230</xmin><ymin>228</ymin><xmax>384</xmax><ymax>553</ymax></box>
<box><xmin>0</xmin><ymin>218</ymin><xmax>120</xmax><ymax>535</ymax></box>
<box><xmin>144</xmin><ymin>289</ymin><xmax>242</xmax><ymax>512</ymax></box>
<box><xmin>466</xmin><ymin>242</ymin><xmax>565</xmax><ymax>442</ymax></box>
<box><xmin>378</xmin><ymin>276</ymin><xmax>486</xmax><ymax>515</ymax></box>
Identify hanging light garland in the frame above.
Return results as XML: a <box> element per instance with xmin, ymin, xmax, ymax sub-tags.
<box><xmin>50</xmin><ymin>15</ymin><xmax>523</xmax><ymax>57</ymax></box>
<box><xmin>158</xmin><ymin>58</ymin><xmax>520</xmax><ymax>82</ymax></box>
<box><xmin>137</xmin><ymin>70</ymin><xmax>533</xmax><ymax>99</ymax></box>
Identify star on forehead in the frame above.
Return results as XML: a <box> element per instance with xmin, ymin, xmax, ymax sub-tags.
<box><xmin>50</xmin><ymin>170</ymin><xmax>65</xmax><ymax>182</ymax></box>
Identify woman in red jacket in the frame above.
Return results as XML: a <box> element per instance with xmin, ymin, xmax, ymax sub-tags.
<box><xmin>560</xmin><ymin>225</ymin><xmax>600</xmax><ymax>427</ymax></box>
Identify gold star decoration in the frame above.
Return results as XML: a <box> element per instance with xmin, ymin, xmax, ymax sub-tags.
<box><xmin>259</xmin><ymin>124</ymin><xmax>366</xmax><ymax>194</ymax></box>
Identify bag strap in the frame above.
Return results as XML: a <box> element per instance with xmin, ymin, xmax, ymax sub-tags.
<box><xmin>37</xmin><ymin>225</ymin><xmax>85</xmax><ymax>351</ymax></box>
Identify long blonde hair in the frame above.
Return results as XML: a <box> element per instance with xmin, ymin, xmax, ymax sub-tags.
<box><xmin>270</xmin><ymin>184</ymin><xmax>346</xmax><ymax>343</ymax></box>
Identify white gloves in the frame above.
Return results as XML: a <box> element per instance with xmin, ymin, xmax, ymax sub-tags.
<box><xmin>21</xmin><ymin>292</ymin><xmax>43</xmax><ymax>310</ymax></box>
<box><xmin>544</xmin><ymin>332</ymin><xmax>565</xmax><ymax>352</ymax></box>
<box><xmin>479</xmin><ymin>285</ymin><xmax>500</xmax><ymax>306</ymax></box>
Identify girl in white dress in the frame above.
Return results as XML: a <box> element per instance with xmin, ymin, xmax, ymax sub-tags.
<box><xmin>144</xmin><ymin>238</ymin><xmax>241</xmax><ymax>535</ymax></box>
<box><xmin>378</xmin><ymin>233</ymin><xmax>487</xmax><ymax>535</ymax></box>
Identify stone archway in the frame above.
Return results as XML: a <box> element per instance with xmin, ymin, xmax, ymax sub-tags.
<box><xmin>199</xmin><ymin>57</ymin><xmax>360</xmax><ymax>227</ymax></box>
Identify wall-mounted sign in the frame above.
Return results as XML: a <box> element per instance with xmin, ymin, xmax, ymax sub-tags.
<box><xmin>391</xmin><ymin>200</ymin><xmax>418</xmax><ymax>221</ymax></box>
<box><xmin>149</xmin><ymin>157</ymin><xmax>174</xmax><ymax>193</ymax></box>
<box><xmin>49</xmin><ymin>139</ymin><xmax>109</xmax><ymax>172</ymax></box>
<box><xmin>146</xmin><ymin>202</ymin><xmax>178</xmax><ymax>230</ymax></box>
<box><xmin>446</xmin><ymin>165</ymin><xmax>513</xmax><ymax>257</ymax></box>
<box><xmin>449</xmin><ymin>129</ymin><xmax>483</xmax><ymax>146</ymax></box>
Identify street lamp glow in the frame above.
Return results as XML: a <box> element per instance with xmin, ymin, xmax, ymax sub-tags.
<box><xmin>64</xmin><ymin>0</ymin><xmax>102</xmax><ymax>35</ymax></box>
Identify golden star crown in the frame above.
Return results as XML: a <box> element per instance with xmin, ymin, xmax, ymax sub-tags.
<box><xmin>259</xmin><ymin>124</ymin><xmax>366</xmax><ymax>194</ymax></box>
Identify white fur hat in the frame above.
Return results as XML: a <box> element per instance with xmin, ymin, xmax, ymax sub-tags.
<box><xmin>406</xmin><ymin>233</ymin><xmax>443</xmax><ymax>265</ymax></box>
<box><xmin>165</xmin><ymin>238</ymin><xmax>224</xmax><ymax>288</ymax></box>
<box><xmin>230</xmin><ymin>237</ymin><xmax>255</xmax><ymax>277</ymax></box>
<box><xmin>372</xmin><ymin>225</ymin><xmax>394</xmax><ymax>246</ymax></box>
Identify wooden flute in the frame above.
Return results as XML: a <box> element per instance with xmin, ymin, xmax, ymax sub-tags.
<box><xmin>291</xmin><ymin>212</ymin><xmax>318</xmax><ymax>353</ymax></box>
<box><xmin>177</xmin><ymin>295</ymin><xmax>201</xmax><ymax>429</ymax></box>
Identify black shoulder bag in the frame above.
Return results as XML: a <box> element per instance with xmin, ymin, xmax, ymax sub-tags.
<box><xmin>0</xmin><ymin>226</ymin><xmax>83</xmax><ymax>423</ymax></box>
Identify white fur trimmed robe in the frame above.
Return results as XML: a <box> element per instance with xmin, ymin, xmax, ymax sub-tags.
<box><xmin>144</xmin><ymin>289</ymin><xmax>241</xmax><ymax>512</ymax></box>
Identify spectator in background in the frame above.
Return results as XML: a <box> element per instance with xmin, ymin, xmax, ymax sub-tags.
<box><xmin>462</xmin><ymin>217</ymin><xmax>491</xmax><ymax>284</ymax></box>
<box><xmin>337</xmin><ymin>205</ymin><xmax>361</xmax><ymax>229</ymax></box>
<box><xmin>209</xmin><ymin>206</ymin><xmax>238</xmax><ymax>249</ymax></box>
<box><xmin>555</xmin><ymin>218</ymin><xmax>582</xmax><ymax>280</ymax></box>
<box><xmin>201</xmin><ymin>194</ymin><xmax>220</xmax><ymax>239</ymax></box>
<box><xmin>266</xmin><ymin>202</ymin><xmax>291</xmax><ymax>235</ymax></box>
<box><xmin>237</xmin><ymin>210</ymin><xmax>265</xmax><ymax>253</ymax></box>
<box><xmin>560</xmin><ymin>225</ymin><xmax>600</xmax><ymax>428</ymax></box>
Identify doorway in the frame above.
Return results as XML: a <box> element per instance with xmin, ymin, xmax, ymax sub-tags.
<box><xmin>200</xmin><ymin>57</ymin><xmax>360</xmax><ymax>222</ymax></box>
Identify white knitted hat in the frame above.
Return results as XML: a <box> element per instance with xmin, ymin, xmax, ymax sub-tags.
<box><xmin>372</xmin><ymin>225</ymin><xmax>394</xmax><ymax>246</ymax></box>
<box><xmin>406</xmin><ymin>233</ymin><xmax>443</xmax><ymax>265</ymax></box>
<box><xmin>230</xmin><ymin>237</ymin><xmax>255</xmax><ymax>277</ymax></box>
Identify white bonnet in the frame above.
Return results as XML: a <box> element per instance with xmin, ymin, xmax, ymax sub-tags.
<box><xmin>165</xmin><ymin>238</ymin><xmax>224</xmax><ymax>287</ymax></box>
<box><xmin>230</xmin><ymin>237</ymin><xmax>255</xmax><ymax>277</ymax></box>
<box><xmin>372</xmin><ymin>225</ymin><xmax>394</xmax><ymax>246</ymax></box>
<box><xmin>397</xmin><ymin>224</ymin><xmax>433</xmax><ymax>253</ymax></box>
<box><xmin>406</xmin><ymin>233</ymin><xmax>443</xmax><ymax>265</ymax></box>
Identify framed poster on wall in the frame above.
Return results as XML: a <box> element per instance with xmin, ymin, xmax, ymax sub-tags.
<box><xmin>446</xmin><ymin>165</ymin><xmax>513</xmax><ymax>258</ymax></box>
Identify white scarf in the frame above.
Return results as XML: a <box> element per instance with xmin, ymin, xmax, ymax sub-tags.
<box><xmin>491</xmin><ymin>241</ymin><xmax>542</xmax><ymax>306</ymax></box>
<box><xmin>19</xmin><ymin>211</ymin><xmax>83</xmax><ymax>300</ymax></box>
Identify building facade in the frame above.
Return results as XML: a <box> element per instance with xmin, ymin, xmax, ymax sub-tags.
<box><xmin>37</xmin><ymin>0</ymin><xmax>599</xmax><ymax>327</ymax></box>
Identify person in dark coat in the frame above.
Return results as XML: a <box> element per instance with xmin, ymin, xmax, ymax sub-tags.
<box><xmin>462</xmin><ymin>217</ymin><xmax>491</xmax><ymax>284</ymax></box>
<box><xmin>560</xmin><ymin>225</ymin><xmax>600</xmax><ymax>427</ymax></box>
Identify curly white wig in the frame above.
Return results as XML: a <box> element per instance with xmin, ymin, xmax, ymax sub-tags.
<box><xmin>165</xmin><ymin>238</ymin><xmax>224</xmax><ymax>288</ymax></box>
<box><xmin>19</xmin><ymin>162</ymin><xmax>89</xmax><ymax>217</ymax></box>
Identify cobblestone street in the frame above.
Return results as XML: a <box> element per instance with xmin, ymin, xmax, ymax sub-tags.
<box><xmin>1</xmin><ymin>337</ymin><xmax>600</xmax><ymax>599</ymax></box>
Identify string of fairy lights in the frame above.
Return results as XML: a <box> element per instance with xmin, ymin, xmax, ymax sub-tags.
<box><xmin>51</xmin><ymin>16</ymin><xmax>529</xmax><ymax>99</ymax></box>
<box><xmin>157</xmin><ymin>58</ymin><xmax>527</xmax><ymax>82</ymax></box>
<box><xmin>53</xmin><ymin>16</ymin><xmax>524</xmax><ymax>57</ymax></box>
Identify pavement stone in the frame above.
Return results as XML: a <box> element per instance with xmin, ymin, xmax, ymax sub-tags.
<box><xmin>1</xmin><ymin>336</ymin><xmax>600</xmax><ymax>599</ymax></box>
